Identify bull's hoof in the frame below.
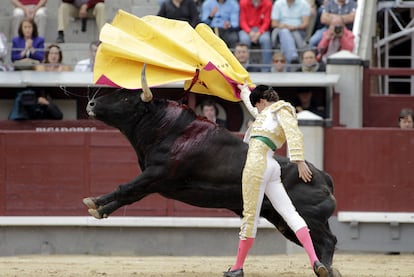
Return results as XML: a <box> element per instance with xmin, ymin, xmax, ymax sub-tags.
<box><xmin>313</xmin><ymin>261</ymin><xmax>329</xmax><ymax>277</ymax></box>
<box><xmin>83</xmin><ymin>197</ymin><xmax>98</xmax><ymax>210</ymax></box>
<box><xmin>88</xmin><ymin>208</ymin><xmax>108</xmax><ymax>219</ymax></box>
<box><xmin>330</xmin><ymin>267</ymin><xmax>342</xmax><ymax>277</ymax></box>
<box><xmin>88</xmin><ymin>208</ymin><xmax>101</xmax><ymax>219</ymax></box>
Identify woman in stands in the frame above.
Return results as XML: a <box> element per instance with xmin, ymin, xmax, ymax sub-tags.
<box><xmin>35</xmin><ymin>44</ymin><xmax>72</xmax><ymax>72</ymax></box>
<box><xmin>11</xmin><ymin>18</ymin><xmax>44</xmax><ymax>69</ymax></box>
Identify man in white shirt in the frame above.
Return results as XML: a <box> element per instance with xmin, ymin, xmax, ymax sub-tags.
<box><xmin>271</xmin><ymin>0</ymin><xmax>311</xmax><ymax>64</ymax></box>
<box><xmin>0</xmin><ymin>32</ymin><xmax>9</xmax><ymax>71</ymax></box>
<box><xmin>74</xmin><ymin>40</ymin><xmax>99</xmax><ymax>72</ymax></box>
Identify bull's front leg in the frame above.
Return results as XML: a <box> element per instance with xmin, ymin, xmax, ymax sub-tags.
<box><xmin>83</xmin><ymin>166</ymin><xmax>167</xmax><ymax>219</ymax></box>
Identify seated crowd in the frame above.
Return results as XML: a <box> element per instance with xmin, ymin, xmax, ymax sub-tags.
<box><xmin>1</xmin><ymin>0</ymin><xmax>357</xmax><ymax>73</ymax></box>
<box><xmin>1</xmin><ymin>0</ymin><xmax>104</xmax><ymax>72</ymax></box>
<box><xmin>159</xmin><ymin>0</ymin><xmax>357</xmax><ymax>72</ymax></box>
<box><xmin>1</xmin><ymin>0</ymin><xmax>357</xmax><ymax>122</ymax></box>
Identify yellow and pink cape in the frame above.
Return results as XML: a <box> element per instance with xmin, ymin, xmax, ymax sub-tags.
<box><xmin>93</xmin><ymin>10</ymin><xmax>253</xmax><ymax>102</ymax></box>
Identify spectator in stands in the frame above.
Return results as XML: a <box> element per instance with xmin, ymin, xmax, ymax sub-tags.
<box><xmin>200</xmin><ymin>0</ymin><xmax>240</xmax><ymax>49</ymax></box>
<box><xmin>317</xmin><ymin>15</ymin><xmax>354</xmax><ymax>63</ymax></box>
<box><xmin>0</xmin><ymin>32</ymin><xmax>7</xmax><ymax>59</ymax></box>
<box><xmin>0</xmin><ymin>32</ymin><xmax>9</xmax><ymax>71</ymax></box>
<box><xmin>304</xmin><ymin>0</ymin><xmax>317</xmax><ymax>42</ymax></box>
<box><xmin>56</xmin><ymin>0</ymin><xmax>106</xmax><ymax>43</ymax></box>
<box><xmin>233</xmin><ymin>42</ymin><xmax>261</xmax><ymax>72</ymax></box>
<box><xmin>8</xmin><ymin>89</ymin><xmax>63</xmax><ymax>120</ymax></box>
<box><xmin>308</xmin><ymin>0</ymin><xmax>357</xmax><ymax>49</ymax></box>
<box><xmin>11</xmin><ymin>0</ymin><xmax>48</xmax><ymax>38</ymax></box>
<box><xmin>296</xmin><ymin>49</ymin><xmax>325</xmax><ymax>72</ymax></box>
<box><xmin>311</xmin><ymin>0</ymin><xmax>326</xmax><ymax>37</ymax></box>
<box><xmin>157</xmin><ymin>0</ymin><xmax>200</xmax><ymax>28</ymax></box>
<box><xmin>239</xmin><ymin>0</ymin><xmax>273</xmax><ymax>72</ymax></box>
<box><xmin>35</xmin><ymin>44</ymin><xmax>72</xmax><ymax>71</ymax></box>
<box><xmin>200</xmin><ymin>99</ymin><xmax>227</xmax><ymax>128</ymax></box>
<box><xmin>398</xmin><ymin>108</ymin><xmax>413</xmax><ymax>129</ymax></box>
<box><xmin>74</xmin><ymin>40</ymin><xmax>100</xmax><ymax>72</ymax></box>
<box><xmin>271</xmin><ymin>0</ymin><xmax>311</xmax><ymax>66</ymax></box>
<box><xmin>293</xmin><ymin>87</ymin><xmax>326</xmax><ymax>118</ymax></box>
<box><xmin>271</xmin><ymin>51</ymin><xmax>287</xmax><ymax>73</ymax></box>
<box><xmin>11</xmin><ymin>18</ymin><xmax>44</xmax><ymax>69</ymax></box>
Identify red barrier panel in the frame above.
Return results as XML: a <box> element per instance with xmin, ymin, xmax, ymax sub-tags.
<box><xmin>0</xmin><ymin>129</ymin><xmax>234</xmax><ymax>217</ymax></box>
<box><xmin>324</xmin><ymin>127</ymin><xmax>414</xmax><ymax>212</ymax></box>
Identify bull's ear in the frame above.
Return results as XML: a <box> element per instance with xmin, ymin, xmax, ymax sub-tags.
<box><xmin>140</xmin><ymin>64</ymin><xmax>153</xmax><ymax>102</ymax></box>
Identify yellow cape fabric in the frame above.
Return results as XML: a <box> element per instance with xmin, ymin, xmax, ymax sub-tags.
<box><xmin>93</xmin><ymin>10</ymin><xmax>253</xmax><ymax>102</ymax></box>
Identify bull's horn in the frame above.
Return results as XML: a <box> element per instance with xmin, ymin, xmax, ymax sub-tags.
<box><xmin>140</xmin><ymin>64</ymin><xmax>153</xmax><ymax>102</ymax></box>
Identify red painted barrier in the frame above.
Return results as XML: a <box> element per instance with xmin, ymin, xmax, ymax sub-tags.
<box><xmin>324</xmin><ymin>127</ymin><xmax>414</xmax><ymax>212</ymax></box>
<box><xmin>0</xmin><ymin>127</ymin><xmax>234</xmax><ymax>217</ymax></box>
<box><xmin>0</xmin><ymin>124</ymin><xmax>413</xmax><ymax>216</ymax></box>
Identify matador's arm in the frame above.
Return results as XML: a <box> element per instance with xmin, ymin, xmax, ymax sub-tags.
<box><xmin>238</xmin><ymin>84</ymin><xmax>258</xmax><ymax>118</ymax></box>
<box><xmin>276</xmin><ymin>106</ymin><xmax>304</xmax><ymax>161</ymax></box>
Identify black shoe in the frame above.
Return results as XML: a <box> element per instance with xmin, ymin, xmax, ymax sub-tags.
<box><xmin>313</xmin><ymin>261</ymin><xmax>329</xmax><ymax>277</ymax></box>
<box><xmin>223</xmin><ymin>268</ymin><xmax>243</xmax><ymax>277</ymax></box>
<box><xmin>56</xmin><ymin>34</ymin><xmax>65</xmax><ymax>43</ymax></box>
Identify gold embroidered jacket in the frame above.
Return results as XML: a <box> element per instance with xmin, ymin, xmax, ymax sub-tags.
<box><xmin>241</xmin><ymin>88</ymin><xmax>305</xmax><ymax>161</ymax></box>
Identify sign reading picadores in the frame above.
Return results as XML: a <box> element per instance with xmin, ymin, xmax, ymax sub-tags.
<box><xmin>35</xmin><ymin>127</ymin><xmax>97</xmax><ymax>132</ymax></box>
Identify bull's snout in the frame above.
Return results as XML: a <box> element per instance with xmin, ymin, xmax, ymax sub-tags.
<box><xmin>86</xmin><ymin>101</ymin><xmax>96</xmax><ymax>117</ymax></box>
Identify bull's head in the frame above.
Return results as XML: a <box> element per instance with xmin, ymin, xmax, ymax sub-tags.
<box><xmin>86</xmin><ymin>64</ymin><xmax>153</xmax><ymax>129</ymax></box>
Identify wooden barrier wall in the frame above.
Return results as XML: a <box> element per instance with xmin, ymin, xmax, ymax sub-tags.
<box><xmin>324</xmin><ymin>127</ymin><xmax>414</xmax><ymax>212</ymax></box>
<box><xmin>0</xmin><ymin>126</ymin><xmax>413</xmax><ymax>216</ymax></box>
<box><xmin>0</xmin><ymin>127</ymin><xmax>234</xmax><ymax>217</ymax></box>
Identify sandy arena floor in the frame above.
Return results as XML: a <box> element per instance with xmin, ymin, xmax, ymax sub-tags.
<box><xmin>0</xmin><ymin>253</ymin><xmax>413</xmax><ymax>277</ymax></box>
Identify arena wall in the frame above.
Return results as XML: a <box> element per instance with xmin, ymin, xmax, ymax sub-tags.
<box><xmin>0</xmin><ymin>126</ymin><xmax>413</xmax><ymax>255</ymax></box>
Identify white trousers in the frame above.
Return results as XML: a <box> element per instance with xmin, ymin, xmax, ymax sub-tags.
<box><xmin>13</xmin><ymin>6</ymin><xmax>47</xmax><ymax>37</ymax></box>
<box><xmin>240</xmin><ymin>139</ymin><xmax>307</xmax><ymax>239</ymax></box>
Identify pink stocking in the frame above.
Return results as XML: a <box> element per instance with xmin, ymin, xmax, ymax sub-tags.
<box><xmin>231</xmin><ymin>237</ymin><xmax>255</xmax><ymax>271</ymax></box>
<box><xmin>295</xmin><ymin>226</ymin><xmax>319</xmax><ymax>266</ymax></box>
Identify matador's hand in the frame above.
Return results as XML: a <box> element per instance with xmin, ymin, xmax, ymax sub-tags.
<box><xmin>294</xmin><ymin>160</ymin><xmax>312</xmax><ymax>183</ymax></box>
<box><xmin>237</xmin><ymin>82</ymin><xmax>255</xmax><ymax>96</ymax></box>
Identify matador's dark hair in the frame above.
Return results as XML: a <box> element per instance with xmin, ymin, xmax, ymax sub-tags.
<box><xmin>250</xmin><ymin>85</ymin><xmax>279</xmax><ymax>106</ymax></box>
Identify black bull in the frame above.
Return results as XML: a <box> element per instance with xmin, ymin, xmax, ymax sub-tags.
<box><xmin>83</xmin><ymin>75</ymin><xmax>339</xmax><ymax>275</ymax></box>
